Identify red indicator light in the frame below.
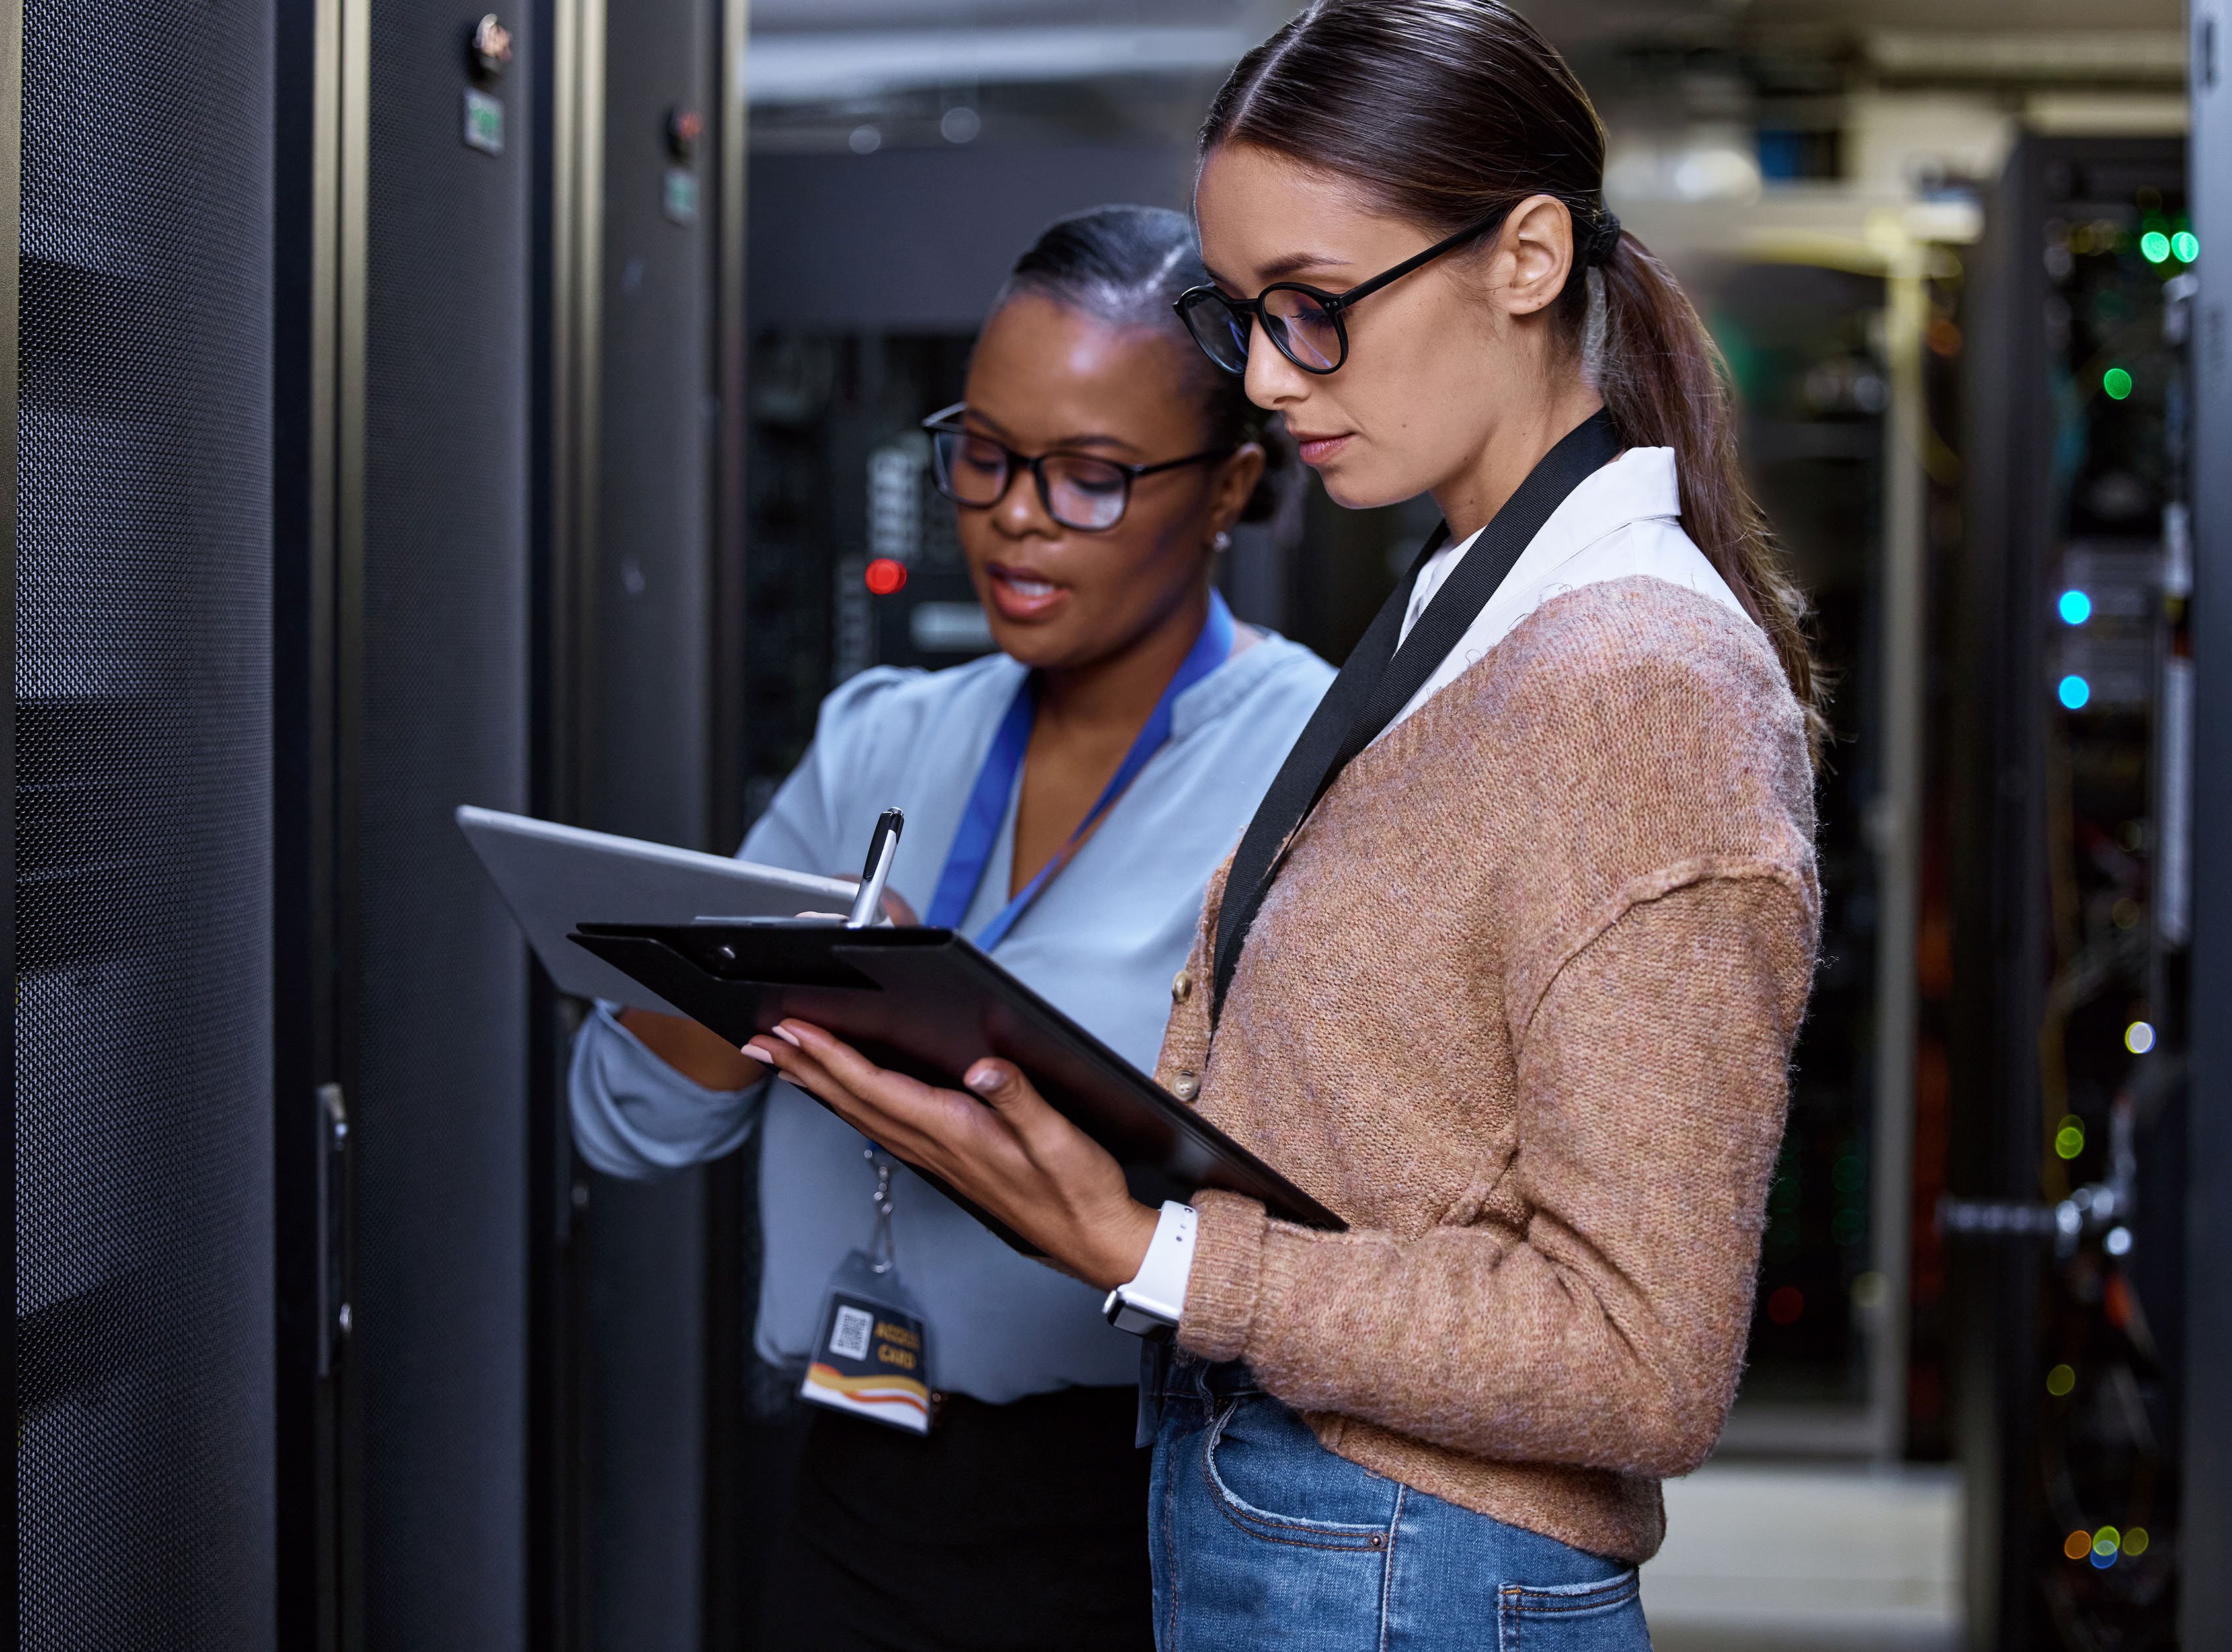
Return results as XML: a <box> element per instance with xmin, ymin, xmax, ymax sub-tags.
<box><xmin>864</xmin><ymin>558</ymin><xmax>907</xmax><ymax>595</ymax></box>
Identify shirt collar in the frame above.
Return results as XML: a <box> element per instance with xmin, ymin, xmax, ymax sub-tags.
<box><xmin>1405</xmin><ymin>446</ymin><xmax>1680</xmax><ymax>638</ymax></box>
<box><xmin>1442</xmin><ymin>444</ymin><xmax>1681</xmax><ymax>568</ymax></box>
<box><xmin>1169</xmin><ymin>631</ymin><xmax>1311</xmax><ymax>740</ymax></box>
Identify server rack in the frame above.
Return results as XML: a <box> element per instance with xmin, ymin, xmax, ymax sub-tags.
<box><xmin>324</xmin><ymin>4</ymin><xmax>543</xmax><ymax>1645</ymax></box>
<box><xmin>1710</xmin><ymin>255</ymin><xmax>1902</xmax><ymax>1451</ymax></box>
<box><xmin>278</xmin><ymin>5</ymin><xmax>554</xmax><ymax>1644</ymax></box>
<box><xmin>534</xmin><ymin>0</ymin><xmax>741</xmax><ymax>1645</ymax></box>
<box><xmin>15</xmin><ymin>5</ymin><xmax>280</xmax><ymax>1649</ymax></box>
<box><xmin>13</xmin><ymin>0</ymin><xmax>744</xmax><ymax>1643</ymax></box>
<box><xmin>273</xmin><ymin>1</ymin><xmax>346</xmax><ymax>1642</ymax></box>
<box><xmin>1948</xmin><ymin>134</ymin><xmax>2191</xmax><ymax>1651</ymax></box>
<box><xmin>2181</xmin><ymin>11</ymin><xmax>2232</xmax><ymax>1643</ymax></box>
<box><xmin>3</xmin><ymin>0</ymin><xmax>20</xmax><ymax>1616</ymax></box>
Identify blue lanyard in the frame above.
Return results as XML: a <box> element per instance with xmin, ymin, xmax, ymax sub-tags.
<box><xmin>925</xmin><ymin>591</ymin><xmax>1235</xmax><ymax>950</ymax></box>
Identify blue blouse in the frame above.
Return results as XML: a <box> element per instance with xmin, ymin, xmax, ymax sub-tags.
<box><xmin>567</xmin><ymin>632</ymin><xmax>1333</xmax><ymax>1402</ymax></box>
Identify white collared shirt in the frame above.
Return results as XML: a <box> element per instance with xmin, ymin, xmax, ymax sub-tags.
<box><xmin>1380</xmin><ymin>446</ymin><xmax>1751</xmax><ymax>737</ymax></box>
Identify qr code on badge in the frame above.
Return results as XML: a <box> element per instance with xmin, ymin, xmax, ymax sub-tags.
<box><xmin>829</xmin><ymin>1304</ymin><xmax>874</xmax><ymax>1360</ymax></box>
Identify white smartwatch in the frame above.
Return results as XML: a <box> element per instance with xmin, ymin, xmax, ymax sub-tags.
<box><xmin>1102</xmin><ymin>1201</ymin><xmax>1198</xmax><ymax>1340</ymax></box>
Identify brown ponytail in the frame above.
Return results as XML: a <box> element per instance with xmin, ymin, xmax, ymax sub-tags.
<box><xmin>1203</xmin><ymin>0</ymin><xmax>1826</xmax><ymax>759</ymax></box>
<box><xmin>1592</xmin><ymin>235</ymin><xmax>1826</xmax><ymax>755</ymax></box>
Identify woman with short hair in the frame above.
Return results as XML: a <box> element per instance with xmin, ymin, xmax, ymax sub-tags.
<box><xmin>570</xmin><ymin>204</ymin><xmax>1332</xmax><ymax>1651</ymax></box>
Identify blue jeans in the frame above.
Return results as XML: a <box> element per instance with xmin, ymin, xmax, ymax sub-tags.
<box><xmin>1148</xmin><ymin>1357</ymin><xmax>1652</xmax><ymax>1651</ymax></box>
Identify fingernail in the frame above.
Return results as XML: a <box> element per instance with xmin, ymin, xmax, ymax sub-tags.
<box><xmin>964</xmin><ymin>1062</ymin><xmax>1000</xmax><ymax>1092</ymax></box>
<box><xmin>773</xmin><ymin>1025</ymin><xmax>803</xmax><ymax>1049</ymax></box>
<box><xmin>741</xmin><ymin>1043</ymin><xmax>773</xmax><ymax>1063</ymax></box>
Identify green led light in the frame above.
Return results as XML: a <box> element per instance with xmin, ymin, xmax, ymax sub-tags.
<box><xmin>2173</xmin><ymin>230</ymin><xmax>2200</xmax><ymax>262</ymax></box>
<box><xmin>2047</xmin><ymin>1363</ymin><xmax>2077</xmax><ymax>1396</ymax></box>
<box><xmin>2103</xmin><ymin>367</ymin><xmax>2134</xmax><ymax>401</ymax></box>
<box><xmin>2141</xmin><ymin>231</ymin><xmax>2171</xmax><ymax>263</ymax></box>
<box><xmin>2056</xmin><ymin>1120</ymin><xmax>2086</xmax><ymax>1159</ymax></box>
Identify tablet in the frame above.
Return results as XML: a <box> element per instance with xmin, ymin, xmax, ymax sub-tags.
<box><xmin>455</xmin><ymin>805</ymin><xmax>857</xmax><ymax>1015</ymax></box>
<box><xmin>568</xmin><ymin>919</ymin><xmax>1346</xmax><ymax>1234</ymax></box>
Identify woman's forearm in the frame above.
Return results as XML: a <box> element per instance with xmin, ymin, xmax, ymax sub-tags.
<box><xmin>619</xmin><ymin>1006</ymin><xmax>763</xmax><ymax>1092</ymax></box>
<box><xmin>570</xmin><ymin>1005</ymin><xmax>766</xmax><ymax>1179</ymax></box>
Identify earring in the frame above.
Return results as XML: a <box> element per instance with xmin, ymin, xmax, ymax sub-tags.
<box><xmin>1212</xmin><ymin>530</ymin><xmax>1231</xmax><ymax>553</ymax></box>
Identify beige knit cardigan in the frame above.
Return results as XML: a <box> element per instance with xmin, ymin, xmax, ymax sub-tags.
<box><xmin>1155</xmin><ymin>576</ymin><xmax>1820</xmax><ymax>1564</ymax></box>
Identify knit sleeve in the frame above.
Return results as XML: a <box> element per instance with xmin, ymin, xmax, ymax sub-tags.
<box><xmin>1176</xmin><ymin>866</ymin><xmax>1812</xmax><ymax>1477</ymax></box>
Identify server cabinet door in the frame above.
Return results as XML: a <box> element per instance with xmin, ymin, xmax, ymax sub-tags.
<box><xmin>14</xmin><ymin>5</ymin><xmax>279</xmax><ymax>1648</ymax></box>
<box><xmin>345</xmin><ymin>5</ymin><xmax>535</xmax><ymax>1648</ymax></box>
<box><xmin>1952</xmin><ymin>136</ymin><xmax>2190</xmax><ymax>1652</ymax></box>
<box><xmin>2184</xmin><ymin>17</ymin><xmax>2232</xmax><ymax>1642</ymax></box>
<box><xmin>557</xmin><ymin>0</ymin><xmax>718</xmax><ymax>1645</ymax></box>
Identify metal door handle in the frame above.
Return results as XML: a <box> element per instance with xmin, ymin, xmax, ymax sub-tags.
<box><xmin>315</xmin><ymin>1082</ymin><xmax>351</xmax><ymax>1376</ymax></box>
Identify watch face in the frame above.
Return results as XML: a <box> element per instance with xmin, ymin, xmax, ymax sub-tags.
<box><xmin>1106</xmin><ymin>1289</ymin><xmax>1178</xmax><ymax>1339</ymax></box>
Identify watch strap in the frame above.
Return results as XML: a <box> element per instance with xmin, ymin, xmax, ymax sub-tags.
<box><xmin>1102</xmin><ymin>1201</ymin><xmax>1198</xmax><ymax>1338</ymax></box>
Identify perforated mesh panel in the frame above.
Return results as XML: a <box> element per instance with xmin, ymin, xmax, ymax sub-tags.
<box><xmin>356</xmin><ymin>7</ymin><xmax>531</xmax><ymax>1646</ymax></box>
<box><xmin>581</xmin><ymin>1</ymin><xmax>714</xmax><ymax>1643</ymax></box>
<box><xmin>14</xmin><ymin>5</ymin><xmax>277</xmax><ymax>1648</ymax></box>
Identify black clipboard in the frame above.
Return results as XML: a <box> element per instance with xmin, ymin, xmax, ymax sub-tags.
<box><xmin>569</xmin><ymin>919</ymin><xmax>1345</xmax><ymax>1238</ymax></box>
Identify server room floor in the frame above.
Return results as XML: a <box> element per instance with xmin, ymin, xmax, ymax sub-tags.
<box><xmin>1642</xmin><ymin>1460</ymin><xmax>1964</xmax><ymax>1652</ymax></box>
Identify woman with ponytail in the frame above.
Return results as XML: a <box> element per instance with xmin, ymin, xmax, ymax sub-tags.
<box><xmin>745</xmin><ymin>5</ymin><xmax>1822</xmax><ymax>1646</ymax></box>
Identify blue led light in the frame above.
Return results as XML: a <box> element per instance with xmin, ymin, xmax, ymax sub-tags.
<box><xmin>2058</xmin><ymin>589</ymin><xmax>2093</xmax><ymax>625</ymax></box>
<box><xmin>2058</xmin><ymin>675</ymin><xmax>2092</xmax><ymax>710</ymax></box>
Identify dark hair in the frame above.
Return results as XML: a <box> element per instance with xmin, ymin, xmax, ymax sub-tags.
<box><xmin>995</xmin><ymin>204</ymin><xmax>1287</xmax><ymax>523</ymax></box>
<box><xmin>1202</xmin><ymin>0</ymin><xmax>1824</xmax><ymax>753</ymax></box>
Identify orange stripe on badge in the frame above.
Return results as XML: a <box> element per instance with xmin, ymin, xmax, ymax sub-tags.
<box><xmin>804</xmin><ymin>1363</ymin><xmax>931</xmax><ymax>1413</ymax></box>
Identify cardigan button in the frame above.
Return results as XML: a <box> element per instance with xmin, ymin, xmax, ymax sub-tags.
<box><xmin>1171</xmin><ymin>969</ymin><xmax>1194</xmax><ymax>1005</ymax></box>
<box><xmin>1171</xmin><ymin>1071</ymin><xmax>1200</xmax><ymax>1102</ymax></box>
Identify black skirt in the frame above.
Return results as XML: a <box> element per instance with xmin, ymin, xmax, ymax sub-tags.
<box><xmin>759</xmin><ymin>1384</ymin><xmax>1151</xmax><ymax>1652</ymax></box>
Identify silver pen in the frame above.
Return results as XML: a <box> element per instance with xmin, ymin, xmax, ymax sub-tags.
<box><xmin>845</xmin><ymin>807</ymin><xmax>905</xmax><ymax>927</ymax></box>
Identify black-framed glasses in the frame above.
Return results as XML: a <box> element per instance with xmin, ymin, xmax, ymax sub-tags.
<box><xmin>921</xmin><ymin>403</ymin><xmax>1233</xmax><ymax>532</ymax></box>
<box><xmin>1174</xmin><ymin>207</ymin><xmax>1512</xmax><ymax>377</ymax></box>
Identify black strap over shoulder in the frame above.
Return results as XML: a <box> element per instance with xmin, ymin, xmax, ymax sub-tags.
<box><xmin>1209</xmin><ymin>410</ymin><xmax>1622</xmax><ymax>1025</ymax></box>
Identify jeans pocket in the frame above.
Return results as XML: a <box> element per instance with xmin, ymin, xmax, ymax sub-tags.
<box><xmin>1200</xmin><ymin>1398</ymin><xmax>1394</xmax><ymax>1551</ymax></box>
<box><xmin>1494</xmin><ymin>1568</ymin><xmax>1647</xmax><ymax>1651</ymax></box>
